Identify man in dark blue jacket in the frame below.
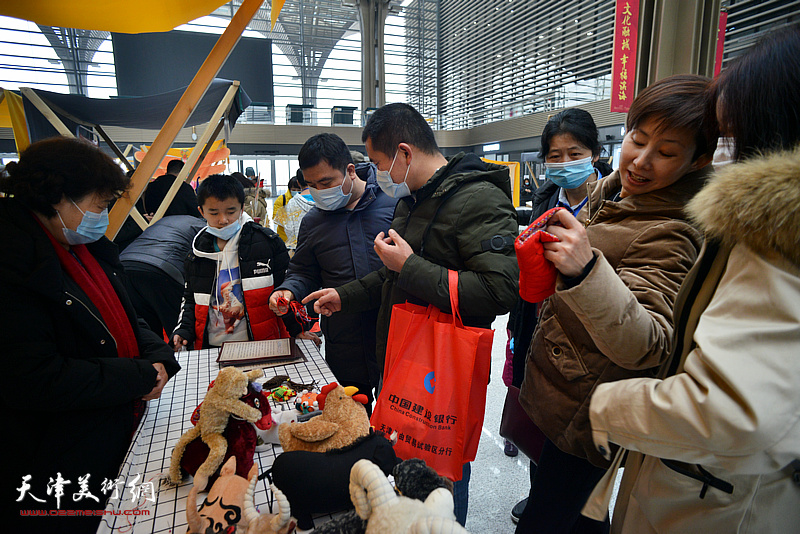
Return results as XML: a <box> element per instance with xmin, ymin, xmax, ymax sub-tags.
<box><xmin>269</xmin><ymin>133</ymin><xmax>396</xmax><ymax>410</ymax></box>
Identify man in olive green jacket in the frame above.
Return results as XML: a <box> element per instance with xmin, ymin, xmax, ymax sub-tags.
<box><xmin>304</xmin><ymin>103</ymin><xmax>519</xmax><ymax>526</ymax></box>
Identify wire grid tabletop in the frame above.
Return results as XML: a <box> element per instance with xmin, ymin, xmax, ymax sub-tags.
<box><xmin>96</xmin><ymin>338</ymin><xmax>336</xmax><ymax>533</ymax></box>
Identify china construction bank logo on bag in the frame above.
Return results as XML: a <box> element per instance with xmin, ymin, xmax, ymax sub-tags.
<box><xmin>384</xmin><ymin>392</ymin><xmax>458</xmax><ymax>430</ymax></box>
<box><xmin>424</xmin><ymin>371</ymin><xmax>435</xmax><ymax>394</ymax></box>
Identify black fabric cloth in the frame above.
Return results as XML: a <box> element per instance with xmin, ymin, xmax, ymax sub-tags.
<box><xmin>277</xmin><ymin>168</ymin><xmax>396</xmax><ymax>393</ymax></box>
<box><xmin>515</xmin><ymin>439</ymin><xmax>610</xmax><ymax>534</ymax></box>
<box><xmin>0</xmin><ymin>198</ymin><xmax>180</xmax><ymax>533</ymax></box>
<box><xmin>123</xmin><ymin>269</ymin><xmax>184</xmax><ymax>339</ymax></box>
<box><xmin>270</xmin><ymin>432</ymin><xmax>399</xmax><ymax>530</ymax></box>
<box><xmin>136</xmin><ymin>173</ymin><xmax>199</xmax><ymax>218</ymax></box>
<box><xmin>20</xmin><ymin>78</ymin><xmax>250</xmax><ymax>143</ymax></box>
<box><xmin>119</xmin><ymin>215</ymin><xmax>206</xmax><ymax>286</ymax></box>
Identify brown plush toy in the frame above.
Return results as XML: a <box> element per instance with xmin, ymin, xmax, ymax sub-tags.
<box><xmin>170</xmin><ymin>367</ymin><xmax>264</xmax><ymax>490</ymax></box>
<box><xmin>278</xmin><ymin>382</ymin><xmax>370</xmax><ymax>453</ymax></box>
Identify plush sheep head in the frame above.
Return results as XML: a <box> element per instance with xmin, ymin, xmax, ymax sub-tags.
<box><xmin>349</xmin><ymin>459</ymin><xmax>469</xmax><ymax>534</ymax></box>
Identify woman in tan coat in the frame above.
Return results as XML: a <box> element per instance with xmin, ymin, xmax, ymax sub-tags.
<box><xmin>515</xmin><ymin>75</ymin><xmax>717</xmax><ymax>533</ymax></box>
<box><xmin>587</xmin><ymin>26</ymin><xmax>800</xmax><ymax>534</ymax></box>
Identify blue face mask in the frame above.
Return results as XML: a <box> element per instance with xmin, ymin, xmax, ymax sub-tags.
<box><xmin>376</xmin><ymin>151</ymin><xmax>412</xmax><ymax>198</ymax></box>
<box><xmin>206</xmin><ymin>219</ymin><xmax>242</xmax><ymax>241</ymax></box>
<box><xmin>544</xmin><ymin>156</ymin><xmax>595</xmax><ymax>189</ymax></box>
<box><xmin>308</xmin><ymin>175</ymin><xmax>353</xmax><ymax>211</ymax></box>
<box><xmin>58</xmin><ymin>199</ymin><xmax>109</xmax><ymax>245</ymax></box>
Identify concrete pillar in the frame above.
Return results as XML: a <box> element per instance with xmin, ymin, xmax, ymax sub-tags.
<box><xmin>358</xmin><ymin>0</ymin><xmax>390</xmax><ymax>113</ymax></box>
<box><xmin>636</xmin><ymin>0</ymin><xmax>722</xmax><ymax>91</ymax></box>
<box><xmin>271</xmin><ymin>158</ymin><xmax>278</xmax><ymax>196</ymax></box>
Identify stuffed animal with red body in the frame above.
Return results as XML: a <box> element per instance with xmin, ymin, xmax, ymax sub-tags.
<box><xmin>179</xmin><ymin>377</ymin><xmax>274</xmax><ymax>488</ymax></box>
<box><xmin>169</xmin><ymin>368</ymin><xmax>268</xmax><ymax>490</ymax></box>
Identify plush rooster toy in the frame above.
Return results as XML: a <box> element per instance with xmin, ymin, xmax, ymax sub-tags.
<box><xmin>278</xmin><ymin>382</ymin><xmax>370</xmax><ymax>453</ymax></box>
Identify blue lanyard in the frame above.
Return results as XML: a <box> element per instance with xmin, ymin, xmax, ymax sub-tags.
<box><xmin>557</xmin><ymin>170</ymin><xmax>603</xmax><ymax>216</ymax></box>
<box><xmin>559</xmin><ymin>196</ymin><xmax>589</xmax><ymax>216</ymax></box>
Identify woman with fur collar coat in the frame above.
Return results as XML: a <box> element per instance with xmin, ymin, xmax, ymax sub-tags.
<box><xmin>515</xmin><ymin>74</ymin><xmax>718</xmax><ymax>533</ymax></box>
<box><xmin>587</xmin><ymin>27</ymin><xmax>800</xmax><ymax>533</ymax></box>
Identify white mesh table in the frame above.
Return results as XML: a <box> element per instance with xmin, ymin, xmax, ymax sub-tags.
<box><xmin>96</xmin><ymin>339</ymin><xmax>336</xmax><ymax>533</ymax></box>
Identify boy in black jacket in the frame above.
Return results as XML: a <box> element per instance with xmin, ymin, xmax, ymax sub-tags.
<box><xmin>172</xmin><ymin>174</ymin><xmax>300</xmax><ymax>350</ymax></box>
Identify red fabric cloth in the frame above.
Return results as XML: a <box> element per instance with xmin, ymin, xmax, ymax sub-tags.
<box><xmin>372</xmin><ymin>271</ymin><xmax>492</xmax><ymax>481</ymax></box>
<box><xmin>515</xmin><ymin>207</ymin><xmax>564</xmax><ymax>302</ymax></box>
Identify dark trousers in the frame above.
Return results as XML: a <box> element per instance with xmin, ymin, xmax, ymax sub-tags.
<box><xmin>515</xmin><ymin>439</ymin><xmax>609</xmax><ymax>534</ymax></box>
<box><xmin>123</xmin><ymin>268</ymin><xmax>184</xmax><ymax>339</ymax></box>
<box><xmin>453</xmin><ymin>462</ymin><xmax>471</xmax><ymax>527</ymax></box>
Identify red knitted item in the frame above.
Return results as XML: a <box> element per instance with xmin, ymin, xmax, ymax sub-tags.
<box><xmin>514</xmin><ymin>207</ymin><xmax>564</xmax><ymax>302</ymax></box>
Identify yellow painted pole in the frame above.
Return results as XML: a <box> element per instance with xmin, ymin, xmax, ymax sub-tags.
<box><xmin>149</xmin><ymin>82</ymin><xmax>239</xmax><ymax>225</ymax></box>
<box><xmin>20</xmin><ymin>87</ymin><xmax>74</xmax><ymax>137</ymax></box>
<box><xmin>106</xmin><ymin>0</ymin><xmax>263</xmax><ymax>239</ymax></box>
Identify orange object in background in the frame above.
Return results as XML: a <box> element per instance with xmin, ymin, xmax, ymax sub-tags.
<box><xmin>134</xmin><ymin>139</ymin><xmax>230</xmax><ymax>187</ymax></box>
<box><xmin>0</xmin><ymin>0</ymin><xmax>231</xmax><ymax>34</ymax></box>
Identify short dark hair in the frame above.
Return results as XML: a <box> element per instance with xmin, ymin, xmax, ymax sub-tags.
<box><xmin>538</xmin><ymin>108</ymin><xmax>602</xmax><ymax>160</ymax></box>
<box><xmin>298</xmin><ymin>133</ymin><xmax>353</xmax><ymax>176</ymax></box>
<box><xmin>294</xmin><ymin>168</ymin><xmax>307</xmax><ymax>188</ymax></box>
<box><xmin>196</xmin><ymin>174</ymin><xmax>244</xmax><ymax>207</ymax></box>
<box><xmin>287</xmin><ymin>176</ymin><xmax>301</xmax><ymax>191</ymax></box>
<box><xmin>627</xmin><ymin>74</ymin><xmax>718</xmax><ymax>161</ymax></box>
<box><xmin>711</xmin><ymin>25</ymin><xmax>800</xmax><ymax>161</ymax></box>
<box><xmin>361</xmin><ymin>103</ymin><xmax>439</xmax><ymax>157</ymax></box>
<box><xmin>0</xmin><ymin>137</ymin><xmax>129</xmax><ymax>218</ymax></box>
<box><xmin>231</xmin><ymin>171</ymin><xmax>255</xmax><ymax>189</ymax></box>
<box><xmin>166</xmin><ymin>159</ymin><xmax>184</xmax><ymax>175</ymax></box>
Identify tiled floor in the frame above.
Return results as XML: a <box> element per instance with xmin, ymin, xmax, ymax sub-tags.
<box><xmin>463</xmin><ymin>313</ymin><xmax>531</xmax><ymax>533</ymax></box>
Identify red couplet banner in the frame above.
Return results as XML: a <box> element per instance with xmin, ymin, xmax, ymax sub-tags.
<box><xmin>610</xmin><ymin>0</ymin><xmax>640</xmax><ymax>113</ymax></box>
<box><xmin>714</xmin><ymin>10</ymin><xmax>729</xmax><ymax>77</ymax></box>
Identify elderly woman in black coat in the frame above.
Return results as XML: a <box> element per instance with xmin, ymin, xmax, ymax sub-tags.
<box><xmin>1</xmin><ymin>137</ymin><xmax>180</xmax><ymax>533</ymax></box>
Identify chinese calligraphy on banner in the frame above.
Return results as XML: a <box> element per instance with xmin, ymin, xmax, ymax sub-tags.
<box><xmin>713</xmin><ymin>10</ymin><xmax>728</xmax><ymax>77</ymax></box>
<box><xmin>611</xmin><ymin>0</ymin><xmax>640</xmax><ymax>113</ymax></box>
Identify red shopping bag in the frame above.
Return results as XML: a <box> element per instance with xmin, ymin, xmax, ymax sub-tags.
<box><xmin>371</xmin><ymin>270</ymin><xmax>493</xmax><ymax>481</ymax></box>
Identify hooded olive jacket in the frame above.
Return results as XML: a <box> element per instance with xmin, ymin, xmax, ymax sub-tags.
<box><xmin>519</xmin><ymin>167</ymin><xmax>708</xmax><ymax>467</ymax></box>
<box><xmin>336</xmin><ymin>152</ymin><xmax>519</xmax><ymax>372</ymax></box>
<box><xmin>589</xmin><ymin>148</ymin><xmax>800</xmax><ymax>533</ymax></box>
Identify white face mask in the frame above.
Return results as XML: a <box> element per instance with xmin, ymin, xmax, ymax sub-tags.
<box><xmin>713</xmin><ymin>137</ymin><xmax>736</xmax><ymax>168</ymax></box>
<box><xmin>308</xmin><ymin>174</ymin><xmax>353</xmax><ymax>211</ymax></box>
<box><xmin>376</xmin><ymin>151</ymin><xmax>412</xmax><ymax>198</ymax></box>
